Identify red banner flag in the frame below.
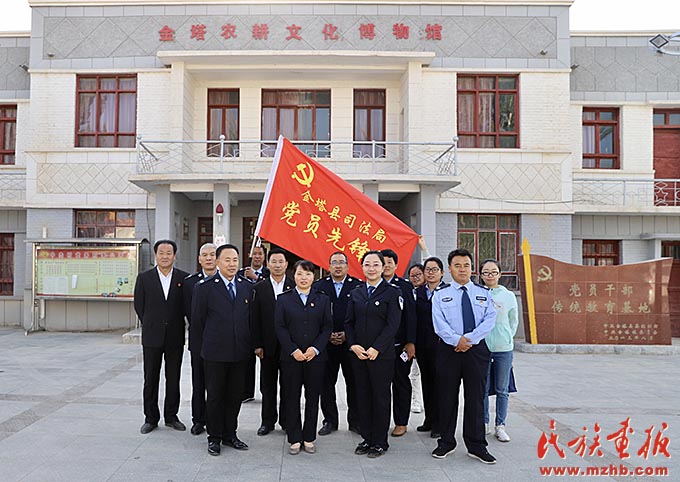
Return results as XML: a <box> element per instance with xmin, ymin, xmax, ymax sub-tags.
<box><xmin>254</xmin><ymin>137</ymin><xmax>419</xmax><ymax>278</ymax></box>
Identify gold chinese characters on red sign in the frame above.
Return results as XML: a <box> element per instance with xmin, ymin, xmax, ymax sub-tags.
<box><xmin>519</xmin><ymin>254</ymin><xmax>672</xmax><ymax>345</ymax></box>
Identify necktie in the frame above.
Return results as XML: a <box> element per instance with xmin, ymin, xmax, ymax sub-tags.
<box><xmin>227</xmin><ymin>282</ymin><xmax>235</xmax><ymax>302</ymax></box>
<box><xmin>461</xmin><ymin>286</ymin><xmax>475</xmax><ymax>334</ymax></box>
<box><xmin>367</xmin><ymin>285</ymin><xmax>375</xmax><ymax>298</ymax></box>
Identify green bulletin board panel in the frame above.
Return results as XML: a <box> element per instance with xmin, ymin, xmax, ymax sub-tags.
<box><xmin>35</xmin><ymin>246</ymin><xmax>138</xmax><ymax>299</ymax></box>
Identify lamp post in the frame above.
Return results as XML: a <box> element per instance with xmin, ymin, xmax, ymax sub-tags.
<box><xmin>649</xmin><ymin>32</ymin><xmax>680</xmax><ymax>55</ymax></box>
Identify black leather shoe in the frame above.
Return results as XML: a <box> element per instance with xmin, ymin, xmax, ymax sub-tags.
<box><xmin>224</xmin><ymin>437</ymin><xmax>249</xmax><ymax>450</ymax></box>
<box><xmin>355</xmin><ymin>441</ymin><xmax>370</xmax><ymax>455</ymax></box>
<box><xmin>190</xmin><ymin>423</ymin><xmax>204</xmax><ymax>435</ymax></box>
<box><xmin>140</xmin><ymin>422</ymin><xmax>157</xmax><ymax>434</ymax></box>
<box><xmin>318</xmin><ymin>422</ymin><xmax>337</xmax><ymax>436</ymax></box>
<box><xmin>348</xmin><ymin>424</ymin><xmax>361</xmax><ymax>434</ymax></box>
<box><xmin>208</xmin><ymin>441</ymin><xmax>221</xmax><ymax>456</ymax></box>
<box><xmin>367</xmin><ymin>446</ymin><xmax>386</xmax><ymax>458</ymax></box>
<box><xmin>165</xmin><ymin>419</ymin><xmax>186</xmax><ymax>431</ymax></box>
<box><xmin>416</xmin><ymin>424</ymin><xmax>432</xmax><ymax>432</ymax></box>
<box><xmin>468</xmin><ymin>449</ymin><xmax>496</xmax><ymax>464</ymax></box>
<box><xmin>257</xmin><ymin>425</ymin><xmax>273</xmax><ymax>436</ymax></box>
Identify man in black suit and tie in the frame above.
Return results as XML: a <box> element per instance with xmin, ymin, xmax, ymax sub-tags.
<box><xmin>313</xmin><ymin>251</ymin><xmax>362</xmax><ymax>436</ymax></box>
<box><xmin>134</xmin><ymin>239</ymin><xmax>189</xmax><ymax>435</ymax></box>
<box><xmin>251</xmin><ymin>248</ymin><xmax>294</xmax><ymax>435</ymax></box>
<box><xmin>237</xmin><ymin>244</ymin><xmax>269</xmax><ymax>403</ymax></box>
<box><xmin>183</xmin><ymin>242</ymin><xmax>217</xmax><ymax>436</ymax></box>
<box><xmin>191</xmin><ymin>243</ymin><xmax>253</xmax><ymax>456</ymax></box>
<box><xmin>380</xmin><ymin>249</ymin><xmax>417</xmax><ymax>438</ymax></box>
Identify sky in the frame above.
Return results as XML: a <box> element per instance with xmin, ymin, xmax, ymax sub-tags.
<box><xmin>0</xmin><ymin>0</ymin><xmax>679</xmax><ymax>33</ymax></box>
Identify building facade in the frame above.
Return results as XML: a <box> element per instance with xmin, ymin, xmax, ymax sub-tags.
<box><xmin>0</xmin><ymin>0</ymin><xmax>678</xmax><ymax>333</ymax></box>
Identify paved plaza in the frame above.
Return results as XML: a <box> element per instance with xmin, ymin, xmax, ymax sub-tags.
<box><xmin>0</xmin><ymin>327</ymin><xmax>677</xmax><ymax>482</ymax></box>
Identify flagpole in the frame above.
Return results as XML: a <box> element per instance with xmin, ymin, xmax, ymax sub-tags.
<box><xmin>253</xmin><ymin>135</ymin><xmax>286</xmax><ymax>248</ymax></box>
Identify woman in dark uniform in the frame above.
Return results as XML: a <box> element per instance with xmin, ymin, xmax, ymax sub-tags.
<box><xmin>345</xmin><ymin>250</ymin><xmax>402</xmax><ymax>458</ymax></box>
<box><xmin>275</xmin><ymin>260</ymin><xmax>332</xmax><ymax>455</ymax></box>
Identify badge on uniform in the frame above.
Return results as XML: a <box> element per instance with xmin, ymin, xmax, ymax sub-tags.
<box><xmin>398</xmin><ymin>296</ymin><xmax>404</xmax><ymax>310</ymax></box>
<box><xmin>310</xmin><ymin>302</ymin><xmax>315</xmax><ymax>307</ymax></box>
<box><xmin>476</xmin><ymin>296</ymin><xmax>487</xmax><ymax>306</ymax></box>
<box><xmin>442</xmin><ymin>297</ymin><xmax>453</xmax><ymax>302</ymax></box>
<box><xmin>375</xmin><ymin>301</ymin><xmax>380</xmax><ymax>306</ymax></box>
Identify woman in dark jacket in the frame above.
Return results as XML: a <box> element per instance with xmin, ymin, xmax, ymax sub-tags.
<box><xmin>275</xmin><ymin>260</ymin><xmax>332</xmax><ymax>455</ymax></box>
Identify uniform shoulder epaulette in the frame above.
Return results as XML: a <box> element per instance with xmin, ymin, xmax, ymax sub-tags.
<box><xmin>435</xmin><ymin>282</ymin><xmax>450</xmax><ymax>291</ymax></box>
<box><xmin>473</xmin><ymin>282</ymin><xmax>490</xmax><ymax>290</ymax></box>
<box><xmin>281</xmin><ymin>287</ymin><xmax>295</xmax><ymax>295</ymax></box>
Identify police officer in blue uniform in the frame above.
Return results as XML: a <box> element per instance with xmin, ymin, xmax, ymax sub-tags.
<box><xmin>183</xmin><ymin>242</ymin><xmax>217</xmax><ymax>436</ymax></box>
<box><xmin>345</xmin><ymin>250</ymin><xmax>402</xmax><ymax>458</ymax></box>
<box><xmin>191</xmin><ymin>243</ymin><xmax>253</xmax><ymax>456</ymax></box>
<box><xmin>313</xmin><ymin>251</ymin><xmax>362</xmax><ymax>436</ymax></box>
<box><xmin>431</xmin><ymin>248</ymin><xmax>497</xmax><ymax>463</ymax></box>
<box><xmin>380</xmin><ymin>249</ymin><xmax>417</xmax><ymax>437</ymax></box>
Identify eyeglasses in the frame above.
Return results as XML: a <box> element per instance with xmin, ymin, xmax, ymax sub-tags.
<box><xmin>481</xmin><ymin>271</ymin><xmax>500</xmax><ymax>277</ymax></box>
<box><xmin>330</xmin><ymin>260</ymin><xmax>347</xmax><ymax>266</ymax></box>
<box><xmin>424</xmin><ymin>267</ymin><xmax>441</xmax><ymax>273</ymax></box>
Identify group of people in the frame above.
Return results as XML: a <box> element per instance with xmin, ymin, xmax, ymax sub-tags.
<box><xmin>133</xmin><ymin>238</ymin><xmax>518</xmax><ymax>463</ymax></box>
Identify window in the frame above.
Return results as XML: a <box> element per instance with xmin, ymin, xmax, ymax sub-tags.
<box><xmin>457</xmin><ymin>75</ymin><xmax>519</xmax><ymax>148</ymax></box>
<box><xmin>582</xmin><ymin>240</ymin><xmax>619</xmax><ymax>266</ymax></box>
<box><xmin>582</xmin><ymin>108</ymin><xmax>619</xmax><ymax>169</ymax></box>
<box><xmin>75</xmin><ymin>210</ymin><xmax>135</xmax><ymax>238</ymax></box>
<box><xmin>354</xmin><ymin>89</ymin><xmax>385</xmax><ymax>158</ymax></box>
<box><xmin>262</xmin><ymin>90</ymin><xmax>330</xmax><ymax>157</ymax></box>
<box><xmin>457</xmin><ymin>214</ymin><xmax>520</xmax><ymax>289</ymax></box>
<box><xmin>76</xmin><ymin>75</ymin><xmax>137</xmax><ymax>147</ymax></box>
<box><xmin>0</xmin><ymin>234</ymin><xmax>14</xmax><ymax>295</ymax></box>
<box><xmin>207</xmin><ymin>89</ymin><xmax>239</xmax><ymax>157</ymax></box>
<box><xmin>0</xmin><ymin>105</ymin><xmax>17</xmax><ymax>165</ymax></box>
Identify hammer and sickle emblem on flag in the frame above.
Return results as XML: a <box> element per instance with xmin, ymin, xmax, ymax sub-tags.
<box><xmin>291</xmin><ymin>162</ymin><xmax>314</xmax><ymax>188</ymax></box>
<box><xmin>536</xmin><ymin>265</ymin><xmax>552</xmax><ymax>283</ymax></box>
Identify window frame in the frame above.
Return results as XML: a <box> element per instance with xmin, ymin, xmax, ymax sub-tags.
<box><xmin>653</xmin><ymin>109</ymin><xmax>680</xmax><ymax>128</ymax></box>
<box><xmin>0</xmin><ymin>233</ymin><xmax>14</xmax><ymax>296</ymax></box>
<box><xmin>582</xmin><ymin>240</ymin><xmax>620</xmax><ymax>266</ymax></box>
<box><xmin>353</xmin><ymin>89</ymin><xmax>386</xmax><ymax>158</ymax></box>
<box><xmin>456</xmin><ymin>74</ymin><xmax>520</xmax><ymax>149</ymax></box>
<box><xmin>582</xmin><ymin>107</ymin><xmax>620</xmax><ymax>169</ymax></box>
<box><xmin>74</xmin><ymin>210</ymin><xmax>136</xmax><ymax>239</ymax></box>
<box><xmin>206</xmin><ymin>88</ymin><xmax>240</xmax><ymax>157</ymax></box>
<box><xmin>456</xmin><ymin>214</ymin><xmax>520</xmax><ymax>290</ymax></box>
<box><xmin>0</xmin><ymin>105</ymin><xmax>17</xmax><ymax>165</ymax></box>
<box><xmin>75</xmin><ymin>74</ymin><xmax>138</xmax><ymax>148</ymax></box>
<box><xmin>261</xmin><ymin>89</ymin><xmax>331</xmax><ymax>157</ymax></box>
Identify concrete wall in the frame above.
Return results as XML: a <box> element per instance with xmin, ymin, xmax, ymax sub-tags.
<box><xmin>0</xmin><ymin>35</ymin><xmax>30</xmax><ymax>99</ymax></box>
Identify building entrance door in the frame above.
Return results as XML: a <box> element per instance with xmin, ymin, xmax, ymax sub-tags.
<box><xmin>662</xmin><ymin>241</ymin><xmax>680</xmax><ymax>337</ymax></box>
<box><xmin>653</xmin><ymin>110</ymin><xmax>680</xmax><ymax>206</ymax></box>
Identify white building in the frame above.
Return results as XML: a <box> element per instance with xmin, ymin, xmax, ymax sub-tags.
<box><xmin>0</xmin><ymin>0</ymin><xmax>678</xmax><ymax>334</ymax></box>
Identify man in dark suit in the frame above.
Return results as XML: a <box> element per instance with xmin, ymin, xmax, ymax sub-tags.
<box><xmin>313</xmin><ymin>251</ymin><xmax>362</xmax><ymax>436</ymax></box>
<box><xmin>237</xmin><ymin>244</ymin><xmax>269</xmax><ymax>403</ymax></box>
<box><xmin>134</xmin><ymin>239</ymin><xmax>189</xmax><ymax>435</ymax></box>
<box><xmin>380</xmin><ymin>249</ymin><xmax>417</xmax><ymax>438</ymax></box>
<box><xmin>251</xmin><ymin>248</ymin><xmax>294</xmax><ymax>435</ymax></box>
<box><xmin>183</xmin><ymin>242</ymin><xmax>217</xmax><ymax>436</ymax></box>
<box><xmin>345</xmin><ymin>250</ymin><xmax>402</xmax><ymax>458</ymax></box>
<box><xmin>191</xmin><ymin>243</ymin><xmax>253</xmax><ymax>456</ymax></box>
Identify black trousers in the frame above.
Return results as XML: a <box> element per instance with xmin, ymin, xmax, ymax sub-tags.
<box><xmin>204</xmin><ymin>359</ymin><xmax>247</xmax><ymax>444</ymax></box>
<box><xmin>243</xmin><ymin>353</ymin><xmax>256</xmax><ymax>399</ymax></box>
<box><xmin>416</xmin><ymin>343</ymin><xmax>439</xmax><ymax>431</ymax></box>
<box><xmin>392</xmin><ymin>345</ymin><xmax>413</xmax><ymax>426</ymax></box>
<box><xmin>281</xmin><ymin>359</ymin><xmax>325</xmax><ymax>444</ymax></box>
<box><xmin>436</xmin><ymin>340</ymin><xmax>490</xmax><ymax>452</ymax></box>
<box><xmin>352</xmin><ymin>356</ymin><xmax>394</xmax><ymax>450</ymax></box>
<box><xmin>142</xmin><ymin>345</ymin><xmax>183</xmax><ymax>424</ymax></box>
<box><xmin>320</xmin><ymin>343</ymin><xmax>359</xmax><ymax>428</ymax></box>
<box><xmin>190</xmin><ymin>351</ymin><xmax>206</xmax><ymax>425</ymax></box>
<box><xmin>259</xmin><ymin>355</ymin><xmax>286</xmax><ymax>429</ymax></box>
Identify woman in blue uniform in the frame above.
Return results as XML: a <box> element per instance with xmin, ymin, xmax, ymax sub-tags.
<box><xmin>275</xmin><ymin>260</ymin><xmax>332</xmax><ymax>455</ymax></box>
<box><xmin>345</xmin><ymin>250</ymin><xmax>402</xmax><ymax>458</ymax></box>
